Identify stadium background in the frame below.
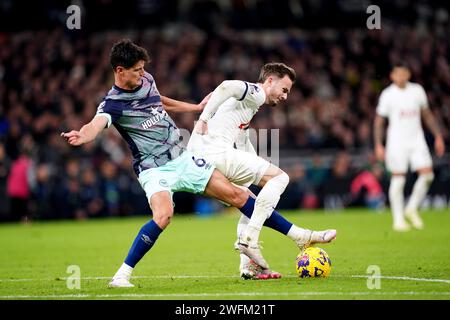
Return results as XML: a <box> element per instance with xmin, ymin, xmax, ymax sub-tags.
<box><xmin>0</xmin><ymin>0</ymin><xmax>449</xmax><ymax>222</ymax></box>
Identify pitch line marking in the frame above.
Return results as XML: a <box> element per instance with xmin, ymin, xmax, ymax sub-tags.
<box><xmin>345</xmin><ymin>275</ymin><xmax>450</xmax><ymax>284</ymax></box>
<box><xmin>1</xmin><ymin>274</ymin><xmax>450</xmax><ymax>284</ymax></box>
<box><xmin>1</xmin><ymin>274</ymin><xmax>450</xmax><ymax>283</ymax></box>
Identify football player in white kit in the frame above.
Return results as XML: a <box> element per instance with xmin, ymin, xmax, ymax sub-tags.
<box><xmin>183</xmin><ymin>63</ymin><xmax>336</xmax><ymax>277</ymax></box>
<box><xmin>374</xmin><ymin>62</ymin><xmax>445</xmax><ymax>232</ymax></box>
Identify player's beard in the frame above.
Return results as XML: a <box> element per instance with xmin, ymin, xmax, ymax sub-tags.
<box><xmin>269</xmin><ymin>98</ymin><xmax>278</xmax><ymax>106</ymax></box>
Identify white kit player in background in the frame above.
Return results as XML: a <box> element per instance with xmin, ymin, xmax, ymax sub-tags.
<box><xmin>187</xmin><ymin>63</ymin><xmax>336</xmax><ymax>276</ymax></box>
<box><xmin>374</xmin><ymin>62</ymin><xmax>445</xmax><ymax>232</ymax></box>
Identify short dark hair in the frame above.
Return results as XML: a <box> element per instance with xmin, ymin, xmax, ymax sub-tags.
<box><xmin>110</xmin><ymin>39</ymin><xmax>150</xmax><ymax>70</ymax></box>
<box><xmin>391</xmin><ymin>60</ymin><xmax>410</xmax><ymax>71</ymax></box>
<box><xmin>258</xmin><ymin>62</ymin><xmax>296</xmax><ymax>83</ymax></box>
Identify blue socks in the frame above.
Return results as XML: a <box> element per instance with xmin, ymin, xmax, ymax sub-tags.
<box><xmin>124</xmin><ymin>220</ymin><xmax>163</xmax><ymax>268</ymax></box>
<box><xmin>239</xmin><ymin>196</ymin><xmax>293</xmax><ymax>235</ymax></box>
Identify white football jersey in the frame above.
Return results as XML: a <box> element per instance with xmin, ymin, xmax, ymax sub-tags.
<box><xmin>376</xmin><ymin>82</ymin><xmax>428</xmax><ymax>145</ymax></box>
<box><xmin>188</xmin><ymin>80</ymin><xmax>266</xmax><ymax>152</ymax></box>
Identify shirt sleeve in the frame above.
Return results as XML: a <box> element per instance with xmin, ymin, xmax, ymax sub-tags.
<box><xmin>94</xmin><ymin>101</ymin><xmax>120</xmax><ymax>128</ymax></box>
<box><xmin>417</xmin><ymin>85</ymin><xmax>429</xmax><ymax>109</ymax></box>
<box><xmin>376</xmin><ymin>89</ymin><xmax>389</xmax><ymax>117</ymax></box>
<box><xmin>199</xmin><ymin>80</ymin><xmax>248</xmax><ymax>122</ymax></box>
<box><xmin>241</xmin><ymin>82</ymin><xmax>266</xmax><ymax>109</ymax></box>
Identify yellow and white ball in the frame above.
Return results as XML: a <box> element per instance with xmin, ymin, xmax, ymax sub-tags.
<box><xmin>295</xmin><ymin>247</ymin><xmax>332</xmax><ymax>278</ymax></box>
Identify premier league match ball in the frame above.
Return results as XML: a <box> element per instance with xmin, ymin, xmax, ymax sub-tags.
<box><xmin>295</xmin><ymin>247</ymin><xmax>332</xmax><ymax>278</ymax></box>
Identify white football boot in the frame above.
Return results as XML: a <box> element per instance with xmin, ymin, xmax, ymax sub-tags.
<box><xmin>108</xmin><ymin>276</ymin><xmax>135</xmax><ymax>288</ymax></box>
<box><xmin>393</xmin><ymin>220</ymin><xmax>411</xmax><ymax>232</ymax></box>
<box><xmin>404</xmin><ymin>209</ymin><xmax>424</xmax><ymax>230</ymax></box>
<box><xmin>235</xmin><ymin>242</ymin><xmax>281</xmax><ymax>280</ymax></box>
<box><xmin>109</xmin><ymin>263</ymin><xmax>135</xmax><ymax>288</ymax></box>
<box><xmin>240</xmin><ymin>259</ymin><xmax>282</xmax><ymax>280</ymax></box>
<box><xmin>235</xmin><ymin>237</ymin><xmax>270</xmax><ymax>270</ymax></box>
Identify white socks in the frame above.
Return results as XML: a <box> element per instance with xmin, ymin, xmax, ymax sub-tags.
<box><xmin>287</xmin><ymin>225</ymin><xmax>311</xmax><ymax>242</ymax></box>
<box><xmin>389</xmin><ymin>175</ymin><xmax>406</xmax><ymax>225</ymax></box>
<box><xmin>243</xmin><ymin>172</ymin><xmax>289</xmax><ymax>245</ymax></box>
<box><xmin>389</xmin><ymin>172</ymin><xmax>435</xmax><ymax>226</ymax></box>
<box><xmin>406</xmin><ymin>173</ymin><xmax>434</xmax><ymax>213</ymax></box>
<box><xmin>237</xmin><ymin>215</ymin><xmax>251</xmax><ymax>268</ymax></box>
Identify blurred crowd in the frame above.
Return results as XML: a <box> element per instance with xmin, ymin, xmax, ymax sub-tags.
<box><xmin>1</xmin><ymin>2</ymin><xmax>450</xmax><ymax>221</ymax></box>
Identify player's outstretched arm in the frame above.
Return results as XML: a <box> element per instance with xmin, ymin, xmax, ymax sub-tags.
<box><xmin>373</xmin><ymin>115</ymin><xmax>386</xmax><ymax>161</ymax></box>
<box><xmin>161</xmin><ymin>94</ymin><xmax>211</xmax><ymax>113</ymax></box>
<box><xmin>421</xmin><ymin>108</ymin><xmax>446</xmax><ymax>157</ymax></box>
<box><xmin>61</xmin><ymin>115</ymin><xmax>108</xmax><ymax>146</ymax></box>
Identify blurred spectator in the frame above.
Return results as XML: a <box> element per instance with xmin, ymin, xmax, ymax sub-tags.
<box><xmin>279</xmin><ymin>163</ymin><xmax>320</xmax><ymax>209</ymax></box>
<box><xmin>33</xmin><ymin>163</ymin><xmax>56</xmax><ymax>219</ymax></box>
<box><xmin>278</xmin><ymin>163</ymin><xmax>305</xmax><ymax>209</ymax></box>
<box><xmin>80</xmin><ymin>166</ymin><xmax>105</xmax><ymax>218</ymax></box>
<box><xmin>0</xmin><ymin>1</ymin><xmax>449</xmax><ymax>219</ymax></box>
<box><xmin>100</xmin><ymin>160</ymin><xmax>120</xmax><ymax>217</ymax></box>
<box><xmin>0</xmin><ymin>142</ymin><xmax>11</xmax><ymax>218</ymax></box>
<box><xmin>350</xmin><ymin>164</ymin><xmax>386</xmax><ymax>211</ymax></box>
<box><xmin>322</xmin><ymin>152</ymin><xmax>353</xmax><ymax>210</ymax></box>
<box><xmin>306</xmin><ymin>154</ymin><xmax>329</xmax><ymax>190</ymax></box>
<box><xmin>6</xmin><ymin>144</ymin><xmax>34</xmax><ymax>222</ymax></box>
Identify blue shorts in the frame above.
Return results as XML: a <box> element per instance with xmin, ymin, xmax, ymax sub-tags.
<box><xmin>138</xmin><ymin>151</ymin><xmax>215</xmax><ymax>204</ymax></box>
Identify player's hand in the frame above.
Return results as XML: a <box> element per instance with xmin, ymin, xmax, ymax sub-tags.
<box><xmin>194</xmin><ymin>120</ymin><xmax>208</xmax><ymax>135</ymax></box>
<box><xmin>197</xmin><ymin>93</ymin><xmax>212</xmax><ymax>112</ymax></box>
<box><xmin>435</xmin><ymin>135</ymin><xmax>445</xmax><ymax>157</ymax></box>
<box><xmin>375</xmin><ymin>143</ymin><xmax>385</xmax><ymax>161</ymax></box>
<box><xmin>61</xmin><ymin>130</ymin><xmax>85</xmax><ymax>146</ymax></box>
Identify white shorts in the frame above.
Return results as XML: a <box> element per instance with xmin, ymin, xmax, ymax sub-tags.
<box><xmin>202</xmin><ymin>148</ymin><xmax>271</xmax><ymax>188</ymax></box>
<box><xmin>386</xmin><ymin>139</ymin><xmax>432</xmax><ymax>173</ymax></box>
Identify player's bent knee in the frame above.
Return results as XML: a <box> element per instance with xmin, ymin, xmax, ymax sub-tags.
<box><xmin>267</xmin><ymin>171</ymin><xmax>289</xmax><ymax>193</ymax></box>
<box><xmin>153</xmin><ymin>211</ymin><xmax>173</xmax><ymax>229</ymax></box>
<box><xmin>277</xmin><ymin>171</ymin><xmax>290</xmax><ymax>188</ymax></box>
<box><xmin>228</xmin><ymin>186</ymin><xmax>248</xmax><ymax>208</ymax></box>
<box><xmin>418</xmin><ymin>172</ymin><xmax>435</xmax><ymax>188</ymax></box>
<box><xmin>422</xmin><ymin>172</ymin><xmax>435</xmax><ymax>183</ymax></box>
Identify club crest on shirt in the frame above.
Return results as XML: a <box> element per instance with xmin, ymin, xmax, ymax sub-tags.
<box><xmin>399</xmin><ymin>109</ymin><xmax>419</xmax><ymax>118</ymax></box>
<box><xmin>249</xmin><ymin>84</ymin><xmax>260</xmax><ymax>94</ymax></box>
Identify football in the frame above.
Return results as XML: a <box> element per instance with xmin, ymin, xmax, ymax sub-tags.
<box><xmin>295</xmin><ymin>247</ymin><xmax>332</xmax><ymax>278</ymax></box>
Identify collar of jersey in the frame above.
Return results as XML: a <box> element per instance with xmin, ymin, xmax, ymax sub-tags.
<box><xmin>113</xmin><ymin>80</ymin><xmax>143</xmax><ymax>93</ymax></box>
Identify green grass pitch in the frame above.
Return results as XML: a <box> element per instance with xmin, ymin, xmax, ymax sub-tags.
<box><xmin>0</xmin><ymin>208</ymin><xmax>449</xmax><ymax>300</ymax></box>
